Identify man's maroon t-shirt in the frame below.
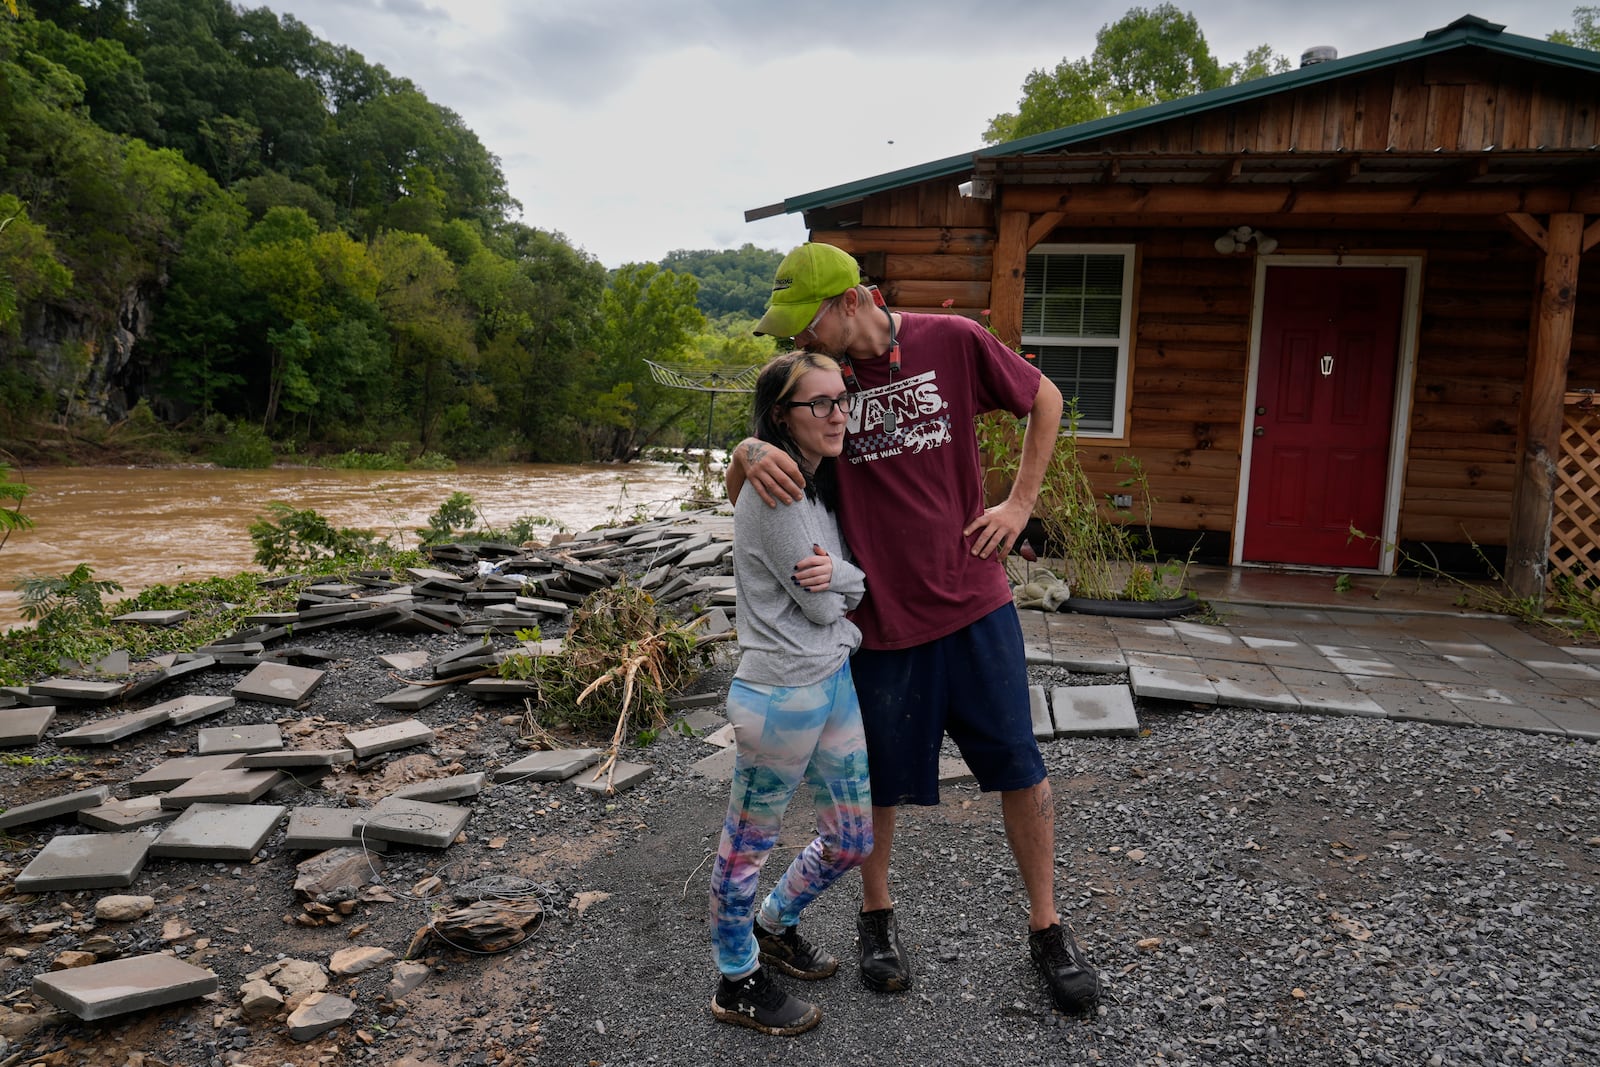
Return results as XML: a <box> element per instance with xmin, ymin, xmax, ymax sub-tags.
<box><xmin>835</xmin><ymin>313</ymin><xmax>1043</xmax><ymax>650</ymax></box>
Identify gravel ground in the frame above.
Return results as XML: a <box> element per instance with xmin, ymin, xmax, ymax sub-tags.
<box><xmin>1</xmin><ymin>605</ymin><xmax>1597</xmax><ymax>1066</ymax></box>
<box><xmin>530</xmin><ymin>669</ymin><xmax>1600</xmax><ymax>1067</ymax></box>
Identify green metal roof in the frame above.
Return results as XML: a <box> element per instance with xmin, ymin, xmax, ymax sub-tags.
<box><xmin>747</xmin><ymin>15</ymin><xmax>1600</xmax><ymax>221</ymax></box>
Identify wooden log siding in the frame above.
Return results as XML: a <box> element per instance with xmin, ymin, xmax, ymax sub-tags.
<box><xmin>1074</xmin><ymin>56</ymin><xmax>1600</xmax><ymax>155</ymax></box>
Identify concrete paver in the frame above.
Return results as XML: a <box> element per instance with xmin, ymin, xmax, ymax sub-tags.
<box><xmin>0</xmin><ymin>786</ymin><xmax>112</xmax><ymax>830</ymax></box>
<box><xmin>0</xmin><ymin>705</ymin><xmax>55</xmax><ymax>745</ymax></box>
<box><xmin>159</xmin><ymin>768</ymin><xmax>284</xmax><ymax>808</ymax></box>
<box><xmin>357</xmin><ymin>796</ymin><xmax>468</xmax><ymax>847</ymax></box>
<box><xmin>344</xmin><ymin>718</ymin><xmax>435</xmax><ymax>758</ymax></box>
<box><xmin>1050</xmin><ymin>684</ymin><xmax>1140</xmax><ymax>736</ymax></box>
<box><xmin>492</xmin><ymin>748</ymin><xmax>601</xmax><ymax>783</ymax></box>
<box><xmin>231</xmin><ymin>661</ymin><xmax>325</xmax><ymax>706</ymax></box>
<box><xmin>126</xmin><ymin>754</ymin><xmax>246</xmax><ymax>794</ymax></box>
<box><xmin>197</xmin><ymin>723</ymin><xmax>284</xmax><ymax>755</ymax></box>
<box><xmin>15</xmin><ymin>830</ymin><xmax>155</xmax><ymax>891</ymax></box>
<box><xmin>33</xmin><ymin>953</ymin><xmax>218</xmax><ymax>1021</ymax></box>
<box><xmin>78</xmin><ymin>794</ymin><xmax>177</xmax><ymax>831</ymax></box>
<box><xmin>151</xmin><ymin>802</ymin><xmax>286</xmax><ymax>860</ymax></box>
<box><xmin>52</xmin><ymin>705</ymin><xmax>175</xmax><ymax>746</ymax></box>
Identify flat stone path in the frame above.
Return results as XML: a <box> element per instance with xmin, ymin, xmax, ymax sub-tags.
<box><xmin>1019</xmin><ymin>604</ymin><xmax>1600</xmax><ymax>740</ymax></box>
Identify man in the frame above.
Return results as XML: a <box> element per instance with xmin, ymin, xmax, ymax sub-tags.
<box><xmin>725</xmin><ymin>242</ymin><xmax>1100</xmax><ymax>1015</ymax></box>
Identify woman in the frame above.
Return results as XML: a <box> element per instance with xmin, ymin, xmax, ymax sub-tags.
<box><xmin>708</xmin><ymin>351</ymin><xmax>873</xmax><ymax>1037</ymax></box>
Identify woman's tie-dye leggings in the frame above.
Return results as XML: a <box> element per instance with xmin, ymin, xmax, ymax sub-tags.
<box><xmin>709</xmin><ymin>661</ymin><xmax>874</xmax><ymax>978</ymax></box>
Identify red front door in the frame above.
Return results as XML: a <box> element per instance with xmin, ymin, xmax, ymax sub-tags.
<box><xmin>1242</xmin><ymin>266</ymin><xmax>1405</xmax><ymax>568</ymax></box>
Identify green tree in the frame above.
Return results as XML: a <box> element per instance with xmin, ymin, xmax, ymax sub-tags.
<box><xmin>0</xmin><ymin>198</ymin><xmax>74</xmax><ymax>336</ymax></box>
<box><xmin>583</xmin><ymin>264</ymin><xmax>706</xmax><ymax>461</ymax></box>
<box><xmin>371</xmin><ymin>230</ymin><xmax>476</xmax><ymax>449</ymax></box>
<box><xmin>660</xmin><ymin>244</ymin><xmax>785</xmax><ymax>319</ymax></box>
<box><xmin>984</xmin><ymin>4</ymin><xmax>1288</xmax><ymax>143</ymax></box>
<box><xmin>1550</xmin><ymin>6</ymin><xmax>1600</xmax><ymax>49</ymax></box>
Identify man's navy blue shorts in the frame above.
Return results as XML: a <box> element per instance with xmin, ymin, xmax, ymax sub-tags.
<box><xmin>850</xmin><ymin>603</ymin><xmax>1045</xmax><ymax>806</ymax></box>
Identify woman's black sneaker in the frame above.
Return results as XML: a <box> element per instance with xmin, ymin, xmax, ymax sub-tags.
<box><xmin>856</xmin><ymin>908</ymin><xmax>912</xmax><ymax>992</ymax></box>
<box><xmin>756</xmin><ymin>922</ymin><xmax>838</xmax><ymax>980</ymax></box>
<box><xmin>710</xmin><ymin>966</ymin><xmax>822</xmax><ymax>1036</ymax></box>
<box><xmin>1028</xmin><ymin>922</ymin><xmax>1100</xmax><ymax>1014</ymax></box>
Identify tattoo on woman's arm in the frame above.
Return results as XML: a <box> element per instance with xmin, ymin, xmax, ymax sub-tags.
<box><xmin>745</xmin><ymin>442</ymin><xmax>768</xmax><ymax>465</ymax></box>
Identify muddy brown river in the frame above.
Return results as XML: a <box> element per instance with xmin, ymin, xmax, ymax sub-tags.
<box><xmin>0</xmin><ymin>462</ymin><xmax>705</xmax><ymax>630</ymax></box>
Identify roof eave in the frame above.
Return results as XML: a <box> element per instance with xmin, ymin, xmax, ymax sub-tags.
<box><xmin>748</xmin><ymin>20</ymin><xmax>1600</xmax><ymax>221</ymax></box>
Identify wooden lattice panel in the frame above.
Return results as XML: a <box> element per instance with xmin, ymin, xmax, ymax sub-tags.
<box><xmin>1551</xmin><ymin>397</ymin><xmax>1600</xmax><ymax>597</ymax></box>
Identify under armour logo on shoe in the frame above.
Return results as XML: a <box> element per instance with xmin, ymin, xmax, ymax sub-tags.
<box><xmin>740</xmin><ymin>1004</ymin><xmax>757</xmax><ymax>1018</ymax></box>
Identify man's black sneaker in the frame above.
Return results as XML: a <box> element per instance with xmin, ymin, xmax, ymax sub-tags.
<box><xmin>756</xmin><ymin>922</ymin><xmax>838</xmax><ymax>980</ymax></box>
<box><xmin>856</xmin><ymin>907</ymin><xmax>912</xmax><ymax>992</ymax></box>
<box><xmin>710</xmin><ymin>966</ymin><xmax>821</xmax><ymax>1036</ymax></box>
<box><xmin>1028</xmin><ymin>922</ymin><xmax>1100</xmax><ymax>1014</ymax></box>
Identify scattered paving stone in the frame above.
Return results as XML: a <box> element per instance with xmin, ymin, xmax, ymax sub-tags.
<box><xmin>374</xmin><ymin>682</ymin><xmax>456</xmax><ymax>710</ymax></box>
<box><xmin>1029</xmin><ymin>684</ymin><xmax>1053</xmax><ymax>739</ymax></box>
<box><xmin>573</xmin><ymin>760</ymin><xmax>653</xmax><ymax>796</ymax></box>
<box><xmin>151</xmin><ymin>802</ymin><xmax>286</xmax><ymax>861</ymax></box>
<box><xmin>670</xmin><ymin>705</ymin><xmax>725</xmax><ymax>729</ymax></box>
<box><xmin>702</xmin><ymin>723</ymin><xmax>736</xmax><ymax>749</ymax></box>
<box><xmin>1128</xmin><ymin>664</ymin><xmax>1220</xmax><ymax>704</ymax></box>
<box><xmin>0</xmin><ymin>705</ymin><xmax>56</xmax><ymax>746</ymax></box>
<box><xmin>32</xmin><ymin>953</ymin><xmax>218</xmax><ymax>1021</ymax></box>
<box><xmin>0</xmin><ymin>785</ymin><xmax>112</xmax><ymax>830</ymax></box>
<box><xmin>158</xmin><ymin>694</ymin><xmax>237</xmax><ymax>726</ymax></box>
<box><xmin>689</xmin><ymin>747</ymin><xmax>736</xmax><ymax>779</ymax></box>
<box><xmin>77</xmin><ymin>794</ymin><xmax>178</xmax><ymax>831</ymax></box>
<box><xmin>1051</xmin><ymin>684</ymin><xmax>1141</xmax><ymax>737</ymax></box>
<box><xmin>196</xmin><ymin>722</ymin><xmax>284</xmax><ymax>754</ymax></box>
<box><xmin>15</xmin><ymin>831</ymin><xmax>155</xmax><ymax>892</ymax></box>
<box><xmin>379</xmin><ymin>651</ymin><xmax>431</xmax><ymax>671</ymax></box>
<box><xmin>938</xmin><ymin>754</ymin><xmax>976</xmax><ymax>785</ymax></box>
<box><xmin>27</xmin><ymin>677</ymin><xmax>128</xmax><ymax>703</ymax></box>
<box><xmin>391</xmin><ymin>772</ymin><xmax>487</xmax><ymax>802</ymax></box>
<box><xmin>111</xmin><ymin>609</ymin><xmax>191</xmax><ymax>626</ymax></box>
<box><xmin>343</xmin><ymin>718</ymin><xmax>435</xmax><ymax>758</ymax></box>
<box><xmin>126</xmin><ymin>754</ymin><xmax>247</xmax><ymax>795</ymax></box>
<box><xmin>239</xmin><ymin>747</ymin><xmax>355</xmax><ymax>769</ymax></box>
<box><xmin>52</xmin><ymin>705</ymin><xmax>175</xmax><ymax>746</ymax></box>
<box><xmin>287</xmin><ymin>990</ymin><xmax>355</xmax><ymax>1041</ymax></box>
<box><xmin>491</xmin><ymin>748</ymin><xmax>601</xmax><ymax>783</ymax></box>
<box><xmin>357</xmin><ymin>796</ymin><xmax>469</xmax><ymax>848</ymax></box>
<box><xmin>282</xmin><ymin>807</ymin><xmax>389</xmax><ymax>852</ymax></box>
<box><xmin>329</xmin><ymin>946</ymin><xmax>395</xmax><ymax>976</ymax></box>
<box><xmin>94</xmin><ymin>894</ymin><xmax>156</xmax><ymax>922</ymax></box>
<box><xmin>159</xmin><ymin>767</ymin><xmax>284</xmax><ymax>809</ymax></box>
<box><xmin>231</xmin><ymin>662</ymin><xmax>326</xmax><ymax>707</ymax></box>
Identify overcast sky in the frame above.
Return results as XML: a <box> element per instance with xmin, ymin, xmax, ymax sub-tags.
<box><xmin>257</xmin><ymin>1</ymin><xmax>1587</xmax><ymax>268</ymax></box>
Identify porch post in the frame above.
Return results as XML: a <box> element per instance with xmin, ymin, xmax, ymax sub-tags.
<box><xmin>989</xmin><ymin>209</ymin><xmax>1029</xmax><ymax>349</ymax></box>
<box><xmin>1507</xmin><ymin>212</ymin><xmax>1583</xmax><ymax>599</ymax></box>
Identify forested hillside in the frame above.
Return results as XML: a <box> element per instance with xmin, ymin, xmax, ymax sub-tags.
<box><xmin>0</xmin><ymin>0</ymin><xmax>774</xmax><ymax>464</ymax></box>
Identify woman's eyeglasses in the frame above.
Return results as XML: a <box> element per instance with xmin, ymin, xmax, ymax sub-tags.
<box><xmin>783</xmin><ymin>394</ymin><xmax>856</xmax><ymax>418</ymax></box>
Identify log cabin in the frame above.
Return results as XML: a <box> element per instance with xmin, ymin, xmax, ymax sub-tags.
<box><xmin>745</xmin><ymin>16</ymin><xmax>1600</xmax><ymax>597</ymax></box>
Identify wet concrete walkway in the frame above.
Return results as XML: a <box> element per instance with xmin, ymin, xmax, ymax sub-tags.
<box><xmin>1019</xmin><ymin>567</ymin><xmax>1600</xmax><ymax>742</ymax></box>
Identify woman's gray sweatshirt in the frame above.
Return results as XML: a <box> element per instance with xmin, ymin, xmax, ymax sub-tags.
<box><xmin>732</xmin><ymin>486</ymin><xmax>866</xmax><ymax>687</ymax></box>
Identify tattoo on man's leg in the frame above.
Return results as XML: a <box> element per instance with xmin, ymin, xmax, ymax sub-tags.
<box><xmin>1033</xmin><ymin>780</ymin><xmax>1054</xmax><ymax>820</ymax></box>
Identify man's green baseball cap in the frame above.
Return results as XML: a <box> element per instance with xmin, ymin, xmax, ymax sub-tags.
<box><xmin>753</xmin><ymin>242</ymin><xmax>861</xmax><ymax>337</ymax></box>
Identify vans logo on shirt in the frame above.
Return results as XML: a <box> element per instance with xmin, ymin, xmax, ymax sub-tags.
<box><xmin>845</xmin><ymin>371</ymin><xmax>950</xmax><ymax>464</ymax></box>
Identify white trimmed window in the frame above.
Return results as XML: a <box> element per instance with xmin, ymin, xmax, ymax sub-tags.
<box><xmin>1022</xmin><ymin>244</ymin><xmax>1134</xmax><ymax>437</ymax></box>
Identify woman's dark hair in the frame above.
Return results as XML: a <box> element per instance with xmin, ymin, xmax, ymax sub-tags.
<box><xmin>750</xmin><ymin>351</ymin><xmax>842</xmax><ymax>511</ymax></box>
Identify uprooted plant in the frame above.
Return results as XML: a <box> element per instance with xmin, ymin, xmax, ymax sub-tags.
<box><xmin>977</xmin><ymin>404</ymin><xmax>1193</xmax><ymax>601</ymax></box>
<box><xmin>1347</xmin><ymin>524</ymin><xmax>1600</xmax><ymax>639</ymax></box>
<box><xmin>497</xmin><ymin>582</ymin><xmax>733</xmax><ymax>792</ymax></box>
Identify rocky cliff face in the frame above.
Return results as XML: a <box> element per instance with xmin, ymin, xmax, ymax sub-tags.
<box><xmin>18</xmin><ymin>283</ymin><xmax>156</xmax><ymax>422</ymax></box>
